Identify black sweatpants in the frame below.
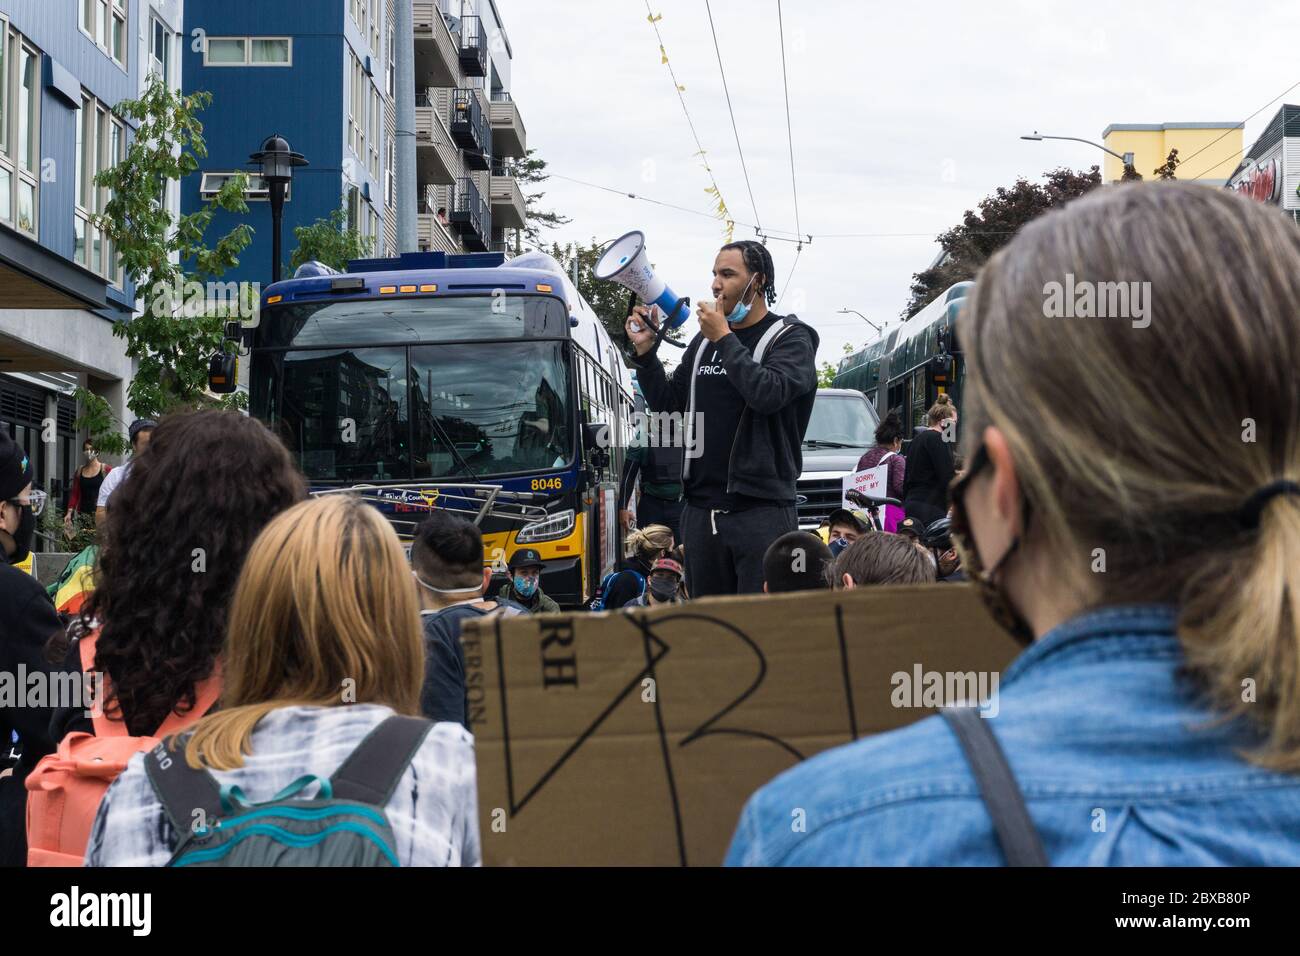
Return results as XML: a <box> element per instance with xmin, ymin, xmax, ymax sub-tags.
<box><xmin>681</xmin><ymin>501</ymin><xmax>797</xmax><ymax>598</ymax></box>
<box><xmin>637</xmin><ymin>493</ymin><xmax>684</xmax><ymax>542</ymax></box>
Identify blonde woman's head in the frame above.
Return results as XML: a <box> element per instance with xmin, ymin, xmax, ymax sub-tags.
<box><xmin>957</xmin><ymin>182</ymin><xmax>1300</xmax><ymax>768</ymax></box>
<box><xmin>927</xmin><ymin>392</ymin><xmax>957</xmax><ymax>426</ymax></box>
<box><xmin>626</xmin><ymin>524</ymin><xmax>674</xmax><ymax>563</ymax></box>
<box><xmin>183</xmin><ymin>494</ymin><xmax>424</xmax><ymax>769</ymax></box>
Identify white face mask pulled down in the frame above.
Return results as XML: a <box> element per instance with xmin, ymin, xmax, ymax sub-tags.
<box><xmin>413</xmin><ymin>571</ymin><xmax>483</xmax><ymax>612</ymax></box>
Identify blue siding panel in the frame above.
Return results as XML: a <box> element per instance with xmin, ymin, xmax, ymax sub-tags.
<box><xmin>183</xmin><ymin>0</ymin><xmax>365</xmax><ymax>289</ymax></box>
<box><xmin>2</xmin><ymin>0</ymin><xmax>142</xmax><ymax>312</ymax></box>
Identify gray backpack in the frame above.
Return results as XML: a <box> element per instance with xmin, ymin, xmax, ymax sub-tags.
<box><xmin>145</xmin><ymin>715</ymin><xmax>433</xmax><ymax>867</ymax></box>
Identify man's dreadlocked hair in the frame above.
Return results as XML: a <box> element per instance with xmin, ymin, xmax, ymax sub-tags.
<box><xmin>720</xmin><ymin>240</ymin><xmax>778</xmax><ymax>307</ymax></box>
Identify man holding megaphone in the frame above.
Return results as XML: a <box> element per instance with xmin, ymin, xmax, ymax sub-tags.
<box><xmin>625</xmin><ymin>240</ymin><xmax>819</xmax><ymax>598</ymax></box>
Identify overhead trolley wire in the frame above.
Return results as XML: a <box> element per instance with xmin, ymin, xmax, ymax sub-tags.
<box><xmin>705</xmin><ymin>0</ymin><xmax>763</xmax><ymax>231</ymax></box>
<box><xmin>776</xmin><ymin>0</ymin><xmax>802</xmax><ymax>248</ymax></box>
<box><xmin>644</xmin><ymin>3</ymin><xmax>736</xmax><ymax>238</ymax></box>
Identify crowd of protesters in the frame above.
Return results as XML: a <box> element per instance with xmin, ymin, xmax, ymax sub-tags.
<box><xmin>4</xmin><ymin>184</ymin><xmax>1300</xmax><ymax>866</ymax></box>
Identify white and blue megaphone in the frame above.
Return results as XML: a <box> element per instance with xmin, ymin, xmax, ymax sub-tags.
<box><xmin>594</xmin><ymin>230</ymin><xmax>691</xmax><ymax>331</ymax></box>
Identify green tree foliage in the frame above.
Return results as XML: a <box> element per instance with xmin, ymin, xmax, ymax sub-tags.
<box><xmin>77</xmin><ymin>76</ymin><xmax>254</xmax><ymax>442</ymax></box>
<box><xmin>289</xmin><ymin>206</ymin><xmax>375</xmax><ymax>273</ymax></box>
<box><xmin>515</xmin><ymin>149</ymin><xmax>572</xmax><ymax>250</ymax></box>
<box><xmin>904</xmin><ymin>165</ymin><xmax>1103</xmax><ymax>318</ymax></box>
<box><xmin>74</xmin><ymin>391</ymin><xmax>127</xmax><ymax>458</ymax></box>
<box><xmin>817</xmin><ymin>343</ymin><xmax>855</xmax><ymax>388</ymax></box>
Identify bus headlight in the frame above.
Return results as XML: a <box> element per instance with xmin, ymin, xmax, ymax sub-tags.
<box><xmin>516</xmin><ymin>509</ymin><xmax>575</xmax><ymax>544</ymax></box>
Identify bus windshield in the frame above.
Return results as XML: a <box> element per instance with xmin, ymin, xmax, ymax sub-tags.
<box><xmin>250</xmin><ymin>313</ymin><xmax>574</xmax><ymax>482</ymax></box>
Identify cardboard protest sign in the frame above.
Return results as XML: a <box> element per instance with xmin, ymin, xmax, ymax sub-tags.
<box><xmin>842</xmin><ymin>464</ymin><xmax>888</xmax><ymax>508</ymax></box>
<box><xmin>462</xmin><ymin>583</ymin><xmax>1021</xmax><ymax>866</ymax></box>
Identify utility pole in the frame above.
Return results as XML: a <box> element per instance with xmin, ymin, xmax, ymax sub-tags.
<box><xmin>395</xmin><ymin>0</ymin><xmax>417</xmax><ymax>252</ymax></box>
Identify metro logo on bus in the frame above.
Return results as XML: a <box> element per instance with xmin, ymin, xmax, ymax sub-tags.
<box><xmin>374</xmin><ymin>488</ymin><xmax>442</xmax><ymax>512</ymax></box>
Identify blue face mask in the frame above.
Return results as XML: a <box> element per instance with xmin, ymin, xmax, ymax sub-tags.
<box><xmin>725</xmin><ymin>275</ymin><xmax>758</xmax><ymax>325</ymax></box>
<box><xmin>513</xmin><ymin>574</ymin><xmax>538</xmax><ymax>599</ymax></box>
<box><xmin>828</xmin><ymin>537</ymin><xmax>851</xmax><ymax>558</ymax></box>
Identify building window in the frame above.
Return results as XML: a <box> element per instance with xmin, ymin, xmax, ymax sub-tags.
<box><xmin>150</xmin><ymin>16</ymin><xmax>172</xmax><ymax>83</ymax></box>
<box><xmin>347</xmin><ymin>185</ymin><xmax>360</xmax><ymax>233</ymax></box>
<box><xmin>199</xmin><ymin>171</ymin><xmax>290</xmax><ymax>202</ymax></box>
<box><xmin>347</xmin><ymin>49</ymin><xmax>365</xmax><ymax>158</ymax></box>
<box><xmin>204</xmin><ymin>37</ymin><xmax>292</xmax><ymax>66</ymax></box>
<box><xmin>83</xmin><ymin>0</ymin><xmax>128</xmax><ymax>69</ymax></box>
<box><xmin>74</xmin><ymin>94</ymin><xmax>124</xmax><ymax>283</ymax></box>
<box><xmin>386</xmin><ymin>26</ymin><xmax>394</xmax><ymax>98</ymax></box>
<box><xmin>0</xmin><ymin>20</ymin><xmax>39</xmax><ymax>237</ymax></box>
<box><xmin>385</xmin><ymin>135</ymin><xmax>394</xmax><ymax>207</ymax></box>
<box><xmin>369</xmin><ymin>87</ymin><xmax>380</xmax><ymax>180</ymax></box>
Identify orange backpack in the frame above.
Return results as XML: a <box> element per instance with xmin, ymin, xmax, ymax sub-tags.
<box><xmin>24</xmin><ymin>631</ymin><xmax>221</xmax><ymax>867</ymax></box>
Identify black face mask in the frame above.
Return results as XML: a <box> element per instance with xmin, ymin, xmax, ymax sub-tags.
<box><xmin>949</xmin><ymin>444</ymin><xmax>1035</xmax><ymax>647</ymax></box>
<box><xmin>648</xmin><ymin>579</ymin><xmax>679</xmax><ymax>603</ymax></box>
<box><xmin>2</xmin><ymin>505</ymin><xmax>35</xmax><ymax>563</ymax></box>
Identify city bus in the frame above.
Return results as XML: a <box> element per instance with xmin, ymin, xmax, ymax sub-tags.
<box><xmin>832</xmin><ymin>281</ymin><xmax>973</xmax><ymax>448</ymax></box>
<box><xmin>221</xmin><ymin>249</ymin><xmax>635</xmax><ymax>608</ymax></box>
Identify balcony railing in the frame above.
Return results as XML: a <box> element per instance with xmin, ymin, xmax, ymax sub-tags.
<box><xmin>412</xmin><ymin>1</ymin><xmax>458</xmax><ymax>88</ymax></box>
<box><xmin>491</xmin><ymin>90</ymin><xmax>512</xmax><ymax>103</ymax></box>
<box><xmin>458</xmin><ymin>14</ymin><xmax>488</xmax><ymax>77</ymax></box>
<box><xmin>418</xmin><ymin>208</ymin><xmax>459</xmax><ymax>255</ymax></box>
<box><xmin>448</xmin><ymin>176</ymin><xmax>489</xmax><ymax>251</ymax></box>
<box><xmin>449</xmin><ymin>88</ymin><xmax>491</xmax><ymax>169</ymax></box>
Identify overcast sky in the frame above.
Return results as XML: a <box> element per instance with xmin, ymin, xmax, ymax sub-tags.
<box><xmin>504</xmin><ymin>0</ymin><xmax>1300</xmax><ymax>369</ymax></box>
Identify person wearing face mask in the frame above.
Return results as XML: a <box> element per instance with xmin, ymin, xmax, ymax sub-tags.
<box><xmin>413</xmin><ymin>512</ymin><xmax>520</xmax><ymax>729</ymax></box>
<box><xmin>592</xmin><ymin>524</ymin><xmax>674</xmax><ymax>611</ymax></box>
<box><xmin>95</xmin><ymin>418</ymin><xmax>156</xmax><ymax>530</ymax></box>
<box><xmin>64</xmin><ymin>439</ymin><xmax>111</xmax><ymax>535</ymax></box>
<box><xmin>0</xmin><ymin>430</ymin><xmax>64</xmax><ymax>866</ymax></box>
<box><xmin>855</xmin><ymin>413</ymin><xmax>907</xmax><ymax>532</ymax></box>
<box><xmin>628</xmin><ymin>557</ymin><xmax>686</xmax><ymax>607</ymax></box>
<box><xmin>825</xmin><ymin>508</ymin><xmax>871</xmax><ymax>559</ymax></box>
<box><xmin>729</xmin><ymin>183</ymin><xmax>1300</xmax><ymax>867</ymax></box>
<box><xmin>497</xmin><ymin>548</ymin><xmax>560</xmax><ymax>615</ymax></box>
<box><xmin>625</xmin><ymin>241</ymin><xmax>819</xmax><ymax>598</ymax></box>
<box><xmin>902</xmin><ymin>395</ymin><xmax>958</xmax><ymax>527</ymax></box>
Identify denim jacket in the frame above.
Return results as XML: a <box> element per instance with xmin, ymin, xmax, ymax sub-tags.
<box><xmin>726</xmin><ymin>604</ymin><xmax>1300</xmax><ymax>866</ymax></box>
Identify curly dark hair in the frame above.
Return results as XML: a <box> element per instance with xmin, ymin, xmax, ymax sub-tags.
<box><xmin>79</xmin><ymin>410</ymin><xmax>306</xmax><ymax>736</ymax></box>
<box><xmin>875</xmin><ymin>411</ymin><xmax>904</xmax><ymax>446</ymax></box>
<box><xmin>720</xmin><ymin>240</ymin><xmax>778</xmax><ymax>306</ymax></box>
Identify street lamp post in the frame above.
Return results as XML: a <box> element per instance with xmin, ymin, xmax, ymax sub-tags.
<box><xmin>1021</xmin><ymin>131</ymin><xmax>1136</xmax><ymax>178</ymax></box>
<box><xmin>250</xmin><ymin>134</ymin><xmax>309</xmax><ymax>283</ymax></box>
<box><xmin>838</xmin><ymin>308</ymin><xmax>883</xmax><ymax>335</ymax></box>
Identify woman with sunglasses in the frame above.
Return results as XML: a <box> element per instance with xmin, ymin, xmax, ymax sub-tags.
<box><xmin>727</xmin><ymin>183</ymin><xmax>1300</xmax><ymax>866</ymax></box>
<box><xmin>0</xmin><ymin>429</ymin><xmax>62</xmax><ymax>866</ymax></box>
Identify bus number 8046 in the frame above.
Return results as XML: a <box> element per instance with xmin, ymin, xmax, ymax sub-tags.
<box><xmin>531</xmin><ymin>477</ymin><xmax>564</xmax><ymax>491</ymax></box>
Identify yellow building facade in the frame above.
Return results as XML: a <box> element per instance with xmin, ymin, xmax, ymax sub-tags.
<box><xmin>1101</xmin><ymin>122</ymin><xmax>1243</xmax><ymax>184</ymax></box>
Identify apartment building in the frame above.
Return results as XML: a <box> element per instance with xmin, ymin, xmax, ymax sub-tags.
<box><xmin>183</xmin><ymin>0</ymin><xmax>528</xmax><ymax>287</ymax></box>
<box><xmin>0</xmin><ymin>0</ymin><xmax>184</xmax><ymax>505</ymax></box>
<box><xmin>413</xmin><ymin>0</ymin><xmax>526</xmax><ymax>255</ymax></box>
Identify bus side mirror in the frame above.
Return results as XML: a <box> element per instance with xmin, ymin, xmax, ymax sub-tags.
<box><xmin>208</xmin><ymin>350</ymin><xmax>238</xmax><ymax>393</ymax></box>
<box><xmin>582</xmin><ymin>422</ymin><xmax>610</xmax><ymax>473</ymax></box>
<box><xmin>581</xmin><ymin>421</ymin><xmax>604</xmax><ymax>450</ymax></box>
